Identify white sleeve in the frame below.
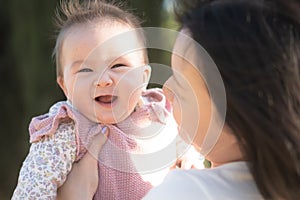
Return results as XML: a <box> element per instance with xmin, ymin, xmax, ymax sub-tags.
<box><xmin>12</xmin><ymin>121</ymin><xmax>77</xmax><ymax>200</ymax></box>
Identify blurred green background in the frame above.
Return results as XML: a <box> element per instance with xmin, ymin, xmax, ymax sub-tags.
<box><xmin>0</xmin><ymin>0</ymin><xmax>179</xmax><ymax>199</ymax></box>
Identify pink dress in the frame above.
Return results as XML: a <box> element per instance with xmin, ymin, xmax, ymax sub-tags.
<box><xmin>12</xmin><ymin>88</ymin><xmax>179</xmax><ymax>200</ymax></box>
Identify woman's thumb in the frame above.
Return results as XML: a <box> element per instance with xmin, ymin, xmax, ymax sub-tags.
<box><xmin>87</xmin><ymin>126</ymin><xmax>109</xmax><ymax>160</ymax></box>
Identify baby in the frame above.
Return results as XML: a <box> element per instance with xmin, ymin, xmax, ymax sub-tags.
<box><xmin>12</xmin><ymin>1</ymin><xmax>199</xmax><ymax>200</ymax></box>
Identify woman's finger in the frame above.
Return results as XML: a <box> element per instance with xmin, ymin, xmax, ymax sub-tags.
<box><xmin>57</xmin><ymin>126</ymin><xmax>109</xmax><ymax>200</ymax></box>
<box><xmin>87</xmin><ymin>126</ymin><xmax>109</xmax><ymax>160</ymax></box>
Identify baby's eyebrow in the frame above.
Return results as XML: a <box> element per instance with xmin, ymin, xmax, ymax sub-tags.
<box><xmin>70</xmin><ymin>60</ymin><xmax>84</xmax><ymax>68</ymax></box>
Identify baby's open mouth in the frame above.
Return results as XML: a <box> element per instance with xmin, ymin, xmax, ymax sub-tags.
<box><xmin>95</xmin><ymin>95</ymin><xmax>117</xmax><ymax>104</ymax></box>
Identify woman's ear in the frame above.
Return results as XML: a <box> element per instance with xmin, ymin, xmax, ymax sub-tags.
<box><xmin>57</xmin><ymin>76</ymin><xmax>68</xmax><ymax>97</ymax></box>
<box><xmin>143</xmin><ymin>65</ymin><xmax>152</xmax><ymax>84</ymax></box>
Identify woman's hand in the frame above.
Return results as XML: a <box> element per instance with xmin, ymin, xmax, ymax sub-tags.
<box><xmin>57</xmin><ymin>126</ymin><xmax>109</xmax><ymax>200</ymax></box>
<box><xmin>174</xmin><ymin>155</ymin><xmax>204</xmax><ymax>169</ymax></box>
<box><xmin>172</xmin><ymin>147</ymin><xmax>204</xmax><ymax>170</ymax></box>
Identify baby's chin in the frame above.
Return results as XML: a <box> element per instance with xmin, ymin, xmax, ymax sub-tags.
<box><xmin>95</xmin><ymin>111</ymin><xmax>132</xmax><ymax>124</ymax></box>
<box><xmin>96</xmin><ymin>118</ymin><xmax>120</xmax><ymax>124</ymax></box>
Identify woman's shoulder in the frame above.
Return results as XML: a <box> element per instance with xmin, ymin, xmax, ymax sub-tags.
<box><xmin>162</xmin><ymin>161</ymin><xmax>250</xmax><ymax>182</ymax></box>
<box><xmin>143</xmin><ymin>169</ymin><xmax>205</xmax><ymax>200</ymax></box>
<box><xmin>144</xmin><ymin>162</ymin><xmax>263</xmax><ymax>200</ymax></box>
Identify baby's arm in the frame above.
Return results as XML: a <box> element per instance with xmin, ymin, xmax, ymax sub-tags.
<box><xmin>12</xmin><ymin>121</ymin><xmax>77</xmax><ymax>200</ymax></box>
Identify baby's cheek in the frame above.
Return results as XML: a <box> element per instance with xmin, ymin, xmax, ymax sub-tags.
<box><xmin>128</xmin><ymin>89</ymin><xmax>142</xmax><ymax>109</ymax></box>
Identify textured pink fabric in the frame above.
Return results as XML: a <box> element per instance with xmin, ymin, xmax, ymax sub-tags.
<box><xmin>29</xmin><ymin>101</ymin><xmax>103</xmax><ymax>160</ymax></box>
<box><xmin>29</xmin><ymin>88</ymin><xmax>173</xmax><ymax>200</ymax></box>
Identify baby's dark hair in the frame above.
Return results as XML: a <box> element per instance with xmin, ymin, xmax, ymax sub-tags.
<box><xmin>52</xmin><ymin>0</ymin><xmax>147</xmax><ymax>77</ymax></box>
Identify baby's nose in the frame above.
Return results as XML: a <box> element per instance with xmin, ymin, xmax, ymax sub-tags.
<box><xmin>94</xmin><ymin>74</ymin><xmax>113</xmax><ymax>87</ymax></box>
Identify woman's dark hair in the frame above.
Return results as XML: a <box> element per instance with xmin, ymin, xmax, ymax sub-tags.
<box><xmin>175</xmin><ymin>0</ymin><xmax>300</xmax><ymax>199</ymax></box>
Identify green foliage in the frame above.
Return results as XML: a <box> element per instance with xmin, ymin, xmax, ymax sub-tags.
<box><xmin>204</xmin><ymin>159</ymin><xmax>212</xmax><ymax>168</ymax></box>
<box><xmin>0</xmin><ymin>0</ymin><xmax>62</xmax><ymax>199</ymax></box>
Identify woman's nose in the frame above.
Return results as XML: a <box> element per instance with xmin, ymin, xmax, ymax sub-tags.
<box><xmin>94</xmin><ymin>73</ymin><xmax>113</xmax><ymax>87</ymax></box>
<box><xmin>163</xmin><ymin>83</ymin><xmax>175</xmax><ymax>102</ymax></box>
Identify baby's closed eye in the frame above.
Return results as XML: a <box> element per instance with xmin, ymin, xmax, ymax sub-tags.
<box><xmin>77</xmin><ymin>68</ymin><xmax>93</xmax><ymax>73</ymax></box>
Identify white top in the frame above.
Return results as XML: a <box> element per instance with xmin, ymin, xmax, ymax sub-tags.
<box><xmin>143</xmin><ymin>161</ymin><xmax>264</xmax><ymax>200</ymax></box>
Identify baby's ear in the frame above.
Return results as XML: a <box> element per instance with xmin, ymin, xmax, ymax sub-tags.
<box><xmin>57</xmin><ymin>76</ymin><xmax>68</xmax><ymax>97</ymax></box>
<box><xmin>143</xmin><ymin>65</ymin><xmax>152</xmax><ymax>83</ymax></box>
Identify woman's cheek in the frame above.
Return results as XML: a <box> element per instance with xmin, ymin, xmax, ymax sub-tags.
<box><xmin>172</xmin><ymin>97</ymin><xmax>182</xmax><ymax>127</ymax></box>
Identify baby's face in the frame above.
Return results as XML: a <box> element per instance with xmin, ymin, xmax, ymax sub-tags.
<box><xmin>58</xmin><ymin>20</ymin><xmax>150</xmax><ymax>124</ymax></box>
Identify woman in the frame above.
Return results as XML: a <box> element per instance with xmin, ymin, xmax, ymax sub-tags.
<box><xmin>58</xmin><ymin>0</ymin><xmax>300</xmax><ymax>199</ymax></box>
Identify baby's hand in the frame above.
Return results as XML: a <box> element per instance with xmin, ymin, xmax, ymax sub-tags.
<box><xmin>172</xmin><ymin>147</ymin><xmax>204</xmax><ymax>170</ymax></box>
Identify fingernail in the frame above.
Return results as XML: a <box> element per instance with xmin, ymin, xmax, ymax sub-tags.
<box><xmin>101</xmin><ymin>126</ymin><xmax>108</xmax><ymax>134</ymax></box>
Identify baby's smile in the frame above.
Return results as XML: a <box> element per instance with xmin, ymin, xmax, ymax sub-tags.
<box><xmin>95</xmin><ymin>95</ymin><xmax>118</xmax><ymax>107</ymax></box>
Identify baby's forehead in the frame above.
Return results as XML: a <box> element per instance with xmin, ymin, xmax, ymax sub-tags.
<box><xmin>84</xmin><ymin>35</ymin><xmax>146</xmax><ymax>64</ymax></box>
<box><xmin>69</xmin><ymin>20</ymin><xmax>144</xmax><ymax>46</ymax></box>
<box><xmin>61</xmin><ymin>20</ymin><xmax>147</xmax><ymax>60</ymax></box>
<box><xmin>65</xmin><ymin>18</ymin><xmax>141</xmax><ymax>39</ymax></box>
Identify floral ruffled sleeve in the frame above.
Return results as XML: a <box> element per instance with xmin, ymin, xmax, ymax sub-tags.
<box><xmin>12</xmin><ymin>121</ymin><xmax>77</xmax><ymax>200</ymax></box>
